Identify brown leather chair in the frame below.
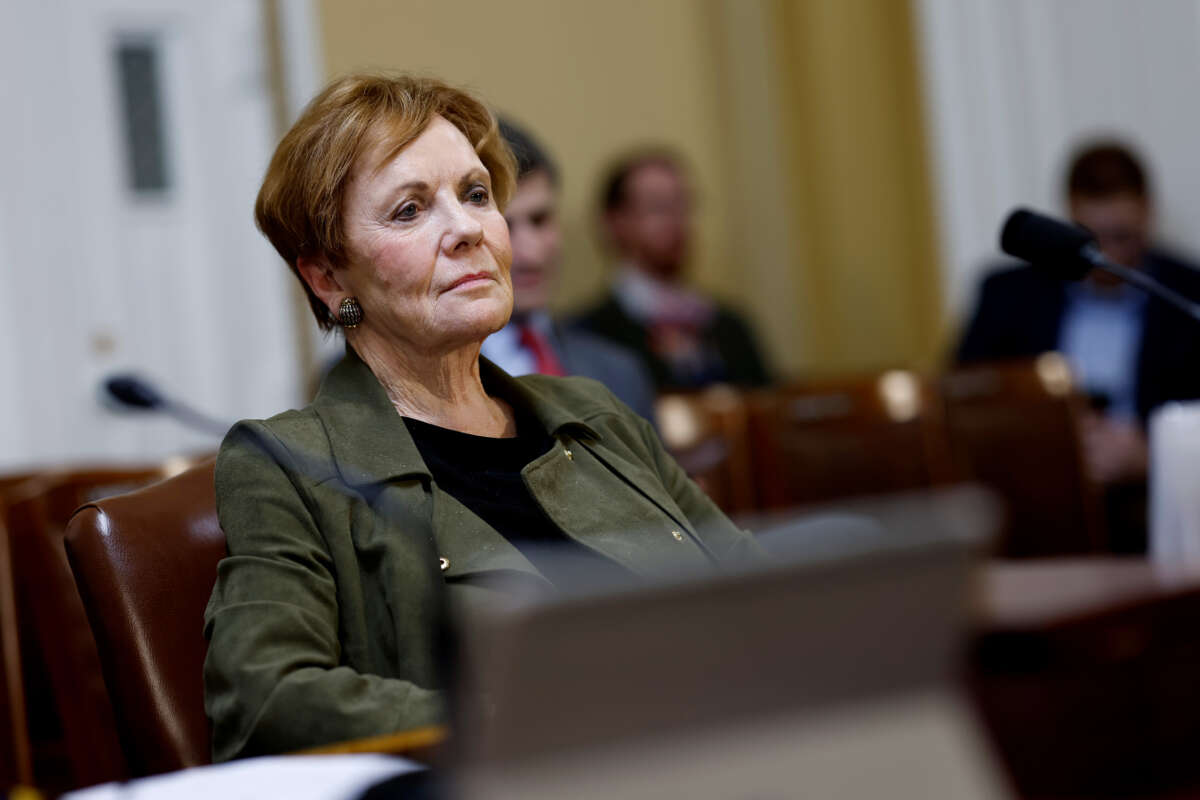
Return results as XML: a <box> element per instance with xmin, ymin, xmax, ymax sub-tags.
<box><xmin>1</xmin><ymin>466</ymin><xmax>173</xmax><ymax>791</ymax></box>
<box><xmin>941</xmin><ymin>354</ymin><xmax>1105</xmax><ymax>556</ymax></box>
<box><xmin>0</xmin><ymin>471</ymin><xmax>37</xmax><ymax>791</ymax></box>
<box><xmin>747</xmin><ymin>370</ymin><xmax>958</xmax><ymax>509</ymax></box>
<box><xmin>65</xmin><ymin>461</ymin><xmax>221</xmax><ymax>777</ymax></box>
<box><xmin>0</xmin><ymin>510</ymin><xmax>31</xmax><ymax>790</ymax></box>
<box><xmin>0</xmin><ymin>472</ymin><xmax>38</xmax><ymax>497</ymax></box>
<box><xmin>656</xmin><ymin>386</ymin><xmax>756</xmax><ymax>514</ymax></box>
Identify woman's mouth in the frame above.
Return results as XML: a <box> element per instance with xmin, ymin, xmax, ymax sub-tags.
<box><xmin>446</xmin><ymin>272</ymin><xmax>493</xmax><ymax>292</ymax></box>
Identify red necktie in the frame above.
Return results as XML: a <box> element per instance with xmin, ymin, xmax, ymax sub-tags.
<box><xmin>517</xmin><ymin>323</ymin><xmax>566</xmax><ymax>376</ymax></box>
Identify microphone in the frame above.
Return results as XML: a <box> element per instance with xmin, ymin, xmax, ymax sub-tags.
<box><xmin>102</xmin><ymin>373</ymin><xmax>232</xmax><ymax>437</ymax></box>
<box><xmin>1000</xmin><ymin>208</ymin><xmax>1200</xmax><ymax>323</ymax></box>
<box><xmin>105</xmin><ymin>375</ymin><xmax>165</xmax><ymax>409</ymax></box>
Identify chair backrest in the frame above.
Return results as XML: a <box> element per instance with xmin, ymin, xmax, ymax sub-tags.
<box><xmin>65</xmin><ymin>461</ymin><xmax>222</xmax><ymax>777</ymax></box>
<box><xmin>747</xmin><ymin>370</ymin><xmax>957</xmax><ymax>509</ymax></box>
<box><xmin>0</xmin><ymin>510</ymin><xmax>31</xmax><ymax>791</ymax></box>
<box><xmin>656</xmin><ymin>386</ymin><xmax>756</xmax><ymax>514</ymax></box>
<box><xmin>941</xmin><ymin>354</ymin><xmax>1105</xmax><ymax>556</ymax></box>
<box><xmin>0</xmin><ymin>472</ymin><xmax>38</xmax><ymax>496</ymax></box>
<box><xmin>0</xmin><ymin>466</ymin><xmax>171</xmax><ymax>791</ymax></box>
<box><xmin>0</xmin><ymin>471</ymin><xmax>37</xmax><ymax>791</ymax></box>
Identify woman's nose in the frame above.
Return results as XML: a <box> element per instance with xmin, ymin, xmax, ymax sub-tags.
<box><xmin>442</xmin><ymin>200</ymin><xmax>484</xmax><ymax>253</ymax></box>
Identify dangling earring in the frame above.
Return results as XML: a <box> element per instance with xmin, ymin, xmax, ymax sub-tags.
<box><xmin>337</xmin><ymin>297</ymin><xmax>364</xmax><ymax>328</ymax></box>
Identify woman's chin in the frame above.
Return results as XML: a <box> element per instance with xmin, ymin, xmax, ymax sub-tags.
<box><xmin>437</xmin><ymin>306</ymin><xmax>512</xmax><ymax>350</ymax></box>
<box><xmin>462</xmin><ymin>293</ymin><xmax>512</xmax><ymax>329</ymax></box>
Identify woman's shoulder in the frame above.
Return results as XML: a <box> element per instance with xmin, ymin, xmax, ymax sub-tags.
<box><xmin>216</xmin><ymin>405</ymin><xmax>338</xmax><ymax>490</ymax></box>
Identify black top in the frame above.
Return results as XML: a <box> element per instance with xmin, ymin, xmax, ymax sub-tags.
<box><xmin>403</xmin><ymin>406</ymin><xmax>628</xmax><ymax>588</ymax></box>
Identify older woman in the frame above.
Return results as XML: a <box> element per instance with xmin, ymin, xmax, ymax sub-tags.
<box><xmin>203</xmin><ymin>73</ymin><xmax>763</xmax><ymax>761</ymax></box>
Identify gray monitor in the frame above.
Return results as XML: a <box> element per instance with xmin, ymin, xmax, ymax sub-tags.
<box><xmin>451</xmin><ymin>486</ymin><xmax>1010</xmax><ymax>799</ymax></box>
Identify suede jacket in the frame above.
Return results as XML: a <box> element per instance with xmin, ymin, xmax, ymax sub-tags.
<box><xmin>203</xmin><ymin>350</ymin><xmax>764</xmax><ymax>761</ymax></box>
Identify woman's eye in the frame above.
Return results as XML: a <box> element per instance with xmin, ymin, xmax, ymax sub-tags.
<box><xmin>467</xmin><ymin>187</ymin><xmax>489</xmax><ymax>204</ymax></box>
<box><xmin>394</xmin><ymin>203</ymin><xmax>418</xmax><ymax>220</ymax></box>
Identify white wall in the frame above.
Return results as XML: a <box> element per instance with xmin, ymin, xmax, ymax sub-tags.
<box><xmin>0</xmin><ymin>1</ymin><xmax>305</xmax><ymax>470</ymax></box>
<box><xmin>916</xmin><ymin>0</ymin><xmax>1200</xmax><ymax>327</ymax></box>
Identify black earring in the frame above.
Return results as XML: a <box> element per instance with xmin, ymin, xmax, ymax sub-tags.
<box><xmin>337</xmin><ymin>297</ymin><xmax>364</xmax><ymax>328</ymax></box>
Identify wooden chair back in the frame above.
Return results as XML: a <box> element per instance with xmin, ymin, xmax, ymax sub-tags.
<box><xmin>941</xmin><ymin>354</ymin><xmax>1105</xmax><ymax>556</ymax></box>
<box><xmin>656</xmin><ymin>386</ymin><xmax>756</xmax><ymax>514</ymax></box>
<box><xmin>747</xmin><ymin>370</ymin><xmax>957</xmax><ymax>509</ymax></box>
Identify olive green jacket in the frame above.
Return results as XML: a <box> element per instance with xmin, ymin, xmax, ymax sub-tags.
<box><xmin>203</xmin><ymin>350</ymin><xmax>763</xmax><ymax>761</ymax></box>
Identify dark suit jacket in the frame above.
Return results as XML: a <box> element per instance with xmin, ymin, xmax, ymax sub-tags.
<box><xmin>956</xmin><ymin>250</ymin><xmax>1200</xmax><ymax>420</ymax></box>
<box><xmin>551</xmin><ymin>323</ymin><xmax>657</xmax><ymax>423</ymax></box>
<box><xmin>572</xmin><ymin>292</ymin><xmax>771</xmax><ymax>391</ymax></box>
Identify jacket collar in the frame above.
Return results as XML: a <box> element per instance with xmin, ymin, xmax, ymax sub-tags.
<box><xmin>311</xmin><ymin>347</ymin><xmax>598</xmax><ymax>489</ymax></box>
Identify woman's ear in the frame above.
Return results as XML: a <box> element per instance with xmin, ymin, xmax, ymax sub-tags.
<box><xmin>297</xmin><ymin>255</ymin><xmax>346</xmax><ymax>315</ymax></box>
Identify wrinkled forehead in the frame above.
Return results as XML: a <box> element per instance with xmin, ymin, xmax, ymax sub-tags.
<box><xmin>346</xmin><ymin>115</ymin><xmax>486</xmax><ymax>206</ymax></box>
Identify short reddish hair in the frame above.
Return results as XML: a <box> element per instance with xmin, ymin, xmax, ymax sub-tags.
<box><xmin>255</xmin><ymin>73</ymin><xmax>516</xmax><ymax>329</ymax></box>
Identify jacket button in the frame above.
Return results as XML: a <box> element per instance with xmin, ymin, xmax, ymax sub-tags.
<box><xmin>671</xmin><ymin>530</ymin><xmax>684</xmax><ymax>542</ymax></box>
<box><xmin>439</xmin><ymin>557</ymin><xmax>450</xmax><ymax>571</ymax></box>
<box><xmin>564</xmin><ymin>448</ymin><xmax>574</xmax><ymax>461</ymax></box>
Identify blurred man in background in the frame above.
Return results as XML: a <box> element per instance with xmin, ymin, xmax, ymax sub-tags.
<box><xmin>957</xmin><ymin>141</ymin><xmax>1200</xmax><ymax>547</ymax></box>
<box><xmin>482</xmin><ymin>119</ymin><xmax>656</xmax><ymax>422</ymax></box>
<box><xmin>573</xmin><ymin>151</ymin><xmax>771</xmax><ymax>391</ymax></box>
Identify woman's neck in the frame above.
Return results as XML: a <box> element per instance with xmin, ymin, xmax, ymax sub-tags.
<box><xmin>349</xmin><ymin>331</ymin><xmax>515</xmax><ymax>437</ymax></box>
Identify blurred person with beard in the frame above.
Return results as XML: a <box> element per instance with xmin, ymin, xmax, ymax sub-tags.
<box><xmin>958</xmin><ymin>141</ymin><xmax>1200</xmax><ymax>549</ymax></box>
<box><xmin>573</xmin><ymin>151</ymin><xmax>771</xmax><ymax>391</ymax></box>
<box><xmin>481</xmin><ymin>119</ymin><xmax>656</xmax><ymax>423</ymax></box>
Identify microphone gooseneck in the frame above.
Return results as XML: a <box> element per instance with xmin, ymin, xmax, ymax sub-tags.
<box><xmin>999</xmin><ymin>207</ymin><xmax>1200</xmax><ymax>324</ymax></box>
<box><xmin>102</xmin><ymin>373</ymin><xmax>232</xmax><ymax>437</ymax></box>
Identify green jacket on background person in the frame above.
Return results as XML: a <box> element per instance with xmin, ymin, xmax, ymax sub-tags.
<box><xmin>203</xmin><ymin>349</ymin><xmax>764</xmax><ymax>762</ymax></box>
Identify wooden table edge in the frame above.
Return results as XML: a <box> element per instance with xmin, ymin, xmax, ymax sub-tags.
<box><xmin>294</xmin><ymin>725</ymin><xmax>448</xmax><ymax>758</ymax></box>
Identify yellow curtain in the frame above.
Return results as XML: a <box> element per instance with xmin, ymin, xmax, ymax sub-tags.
<box><xmin>747</xmin><ymin>0</ymin><xmax>946</xmax><ymax>374</ymax></box>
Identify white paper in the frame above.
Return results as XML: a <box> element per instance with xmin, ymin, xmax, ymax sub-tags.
<box><xmin>61</xmin><ymin>754</ymin><xmax>422</xmax><ymax>800</ymax></box>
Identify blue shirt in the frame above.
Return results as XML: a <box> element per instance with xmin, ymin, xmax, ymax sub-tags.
<box><xmin>1057</xmin><ymin>283</ymin><xmax>1147</xmax><ymax>420</ymax></box>
<box><xmin>480</xmin><ymin>311</ymin><xmax>557</xmax><ymax>377</ymax></box>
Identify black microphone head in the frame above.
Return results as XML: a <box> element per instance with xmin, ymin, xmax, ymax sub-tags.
<box><xmin>1000</xmin><ymin>208</ymin><xmax>1097</xmax><ymax>280</ymax></box>
<box><xmin>104</xmin><ymin>374</ymin><xmax>165</xmax><ymax>410</ymax></box>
